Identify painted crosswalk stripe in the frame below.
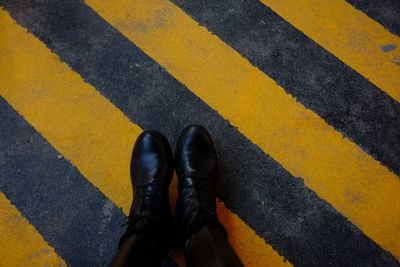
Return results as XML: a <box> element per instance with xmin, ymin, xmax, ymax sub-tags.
<box><xmin>3</xmin><ymin>1</ymin><xmax>395</xmax><ymax>264</ymax></box>
<box><xmin>0</xmin><ymin>9</ymin><xmax>289</xmax><ymax>266</ymax></box>
<box><xmin>0</xmin><ymin>192</ymin><xmax>67</xmax><ymax>267</ymax></box>
<box><xmin>259</xmin><ymin>0</ymin><xmax>400</xmax><ymax>102</ymax></box>
<box><xmin>85</xmin><ymin>0</ymin><xmax>400</xmax><ymax>259</ymax></box>
<box><xmin>170</xmin><ymin>0</ymin><xmax>400</xmax><ymax>177</ymax></box>
<box><xmin>0</xmin><ymin>96</ymin><xmax>126</xmax><ymax>266</ymax></box>
<box><xmin>345</xmin><ymin>0</ymin><xmax>400</xmax><ymax>37</ymax></box>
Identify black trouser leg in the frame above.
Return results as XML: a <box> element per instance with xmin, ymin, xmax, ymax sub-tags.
<box><xmin>110</xmin><ymin>233</ymin><xmax>162</xmax><ymax>267</ymax></box>
<box><xmin>185</xmin><ymin>225</ymin><xmax>244</xmax><ymax>267</ymax></box>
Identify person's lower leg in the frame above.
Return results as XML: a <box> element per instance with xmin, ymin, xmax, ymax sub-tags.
<box><xmin>175</xmin><ymin>125</ymin><xmax>243</xmax><ymax>267</ymax></box>
<box><xmin>110</xmin><ymin>233</ymin><xmax>161</xmax><ymax>267</ymax></box>
<box><xmin>185</xmin><ymin>225</ymin><xmax>243</xmax><ymax>267</ymax></box>
<box><xmin>110</xmin><ymin>131</ymin><xmax>175</xmax><ymax>267</ymax></box>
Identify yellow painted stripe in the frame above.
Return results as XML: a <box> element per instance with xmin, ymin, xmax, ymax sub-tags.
<box><xmin>84</xmin><ymin>0</ymin><xmax>400</xmax><ymax>259</ymax></box>
<box><xmin>0</xmin><ymin>10</ymin><xmax>288</xmax><ymax>266</ymax></box>
<box><xmin>0</xmin><ymin>192</ymin><xmax>67</xmax><ymax>266</ymax></box>
<box><xmin>259</xmin><ymin>0</ymin><xmax>400</xmax><ymax>102</ymax></box>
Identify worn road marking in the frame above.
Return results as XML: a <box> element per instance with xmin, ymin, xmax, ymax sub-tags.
<box><xmin>85</xmin><ymin>0</ymin><xmax>400</xmax><ymax>259</ymax></box>
<box><xmin>0</xmin><ymin>192</ymin><xmax>67</xmax><ymax>267</ymax></box>
<box><xmin>0</xmin><ymin>10</ymin><xmax>288</xmax><ymax>266</ymax></box>
<box><xmin>259</xmin><ymin>0</ymin><xmax>400</xmax><ymax>102</ymax></box>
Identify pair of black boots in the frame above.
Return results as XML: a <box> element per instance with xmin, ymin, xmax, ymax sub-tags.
<box><xmin>119</xmin><ymin>125</ymin><xmax>227</xmax><ymax>260</ymax></box>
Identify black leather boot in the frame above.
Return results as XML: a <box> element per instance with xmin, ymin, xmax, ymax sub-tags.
<box><xmin>119</xmin><ymin>130</ymin><xmax>175</xmax><ymax>255</ymax></box>
<box><xmin>175</xmin><ymin>125</ymin><xmax>226</xmax><ymax>244</ymax></box>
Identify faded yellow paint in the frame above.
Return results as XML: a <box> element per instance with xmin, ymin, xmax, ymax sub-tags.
<box><xmin>259</xmin><ymin>0</ymin><xmax>400</xmax><ymax>102</ymax></box>
<box><xmin>0</xmin><ymin>192</ymin><xmax>67</xmax><ymax>267</ymax></box>
<box><xmin>169</xmin><ymin>176</ymin><xmax>284</xmax><ymax>267</ymax></box>
<box><xmin>217</xmin><ymin>200</ymin><xmax>283</xmax><ymax>266</ymax></box>
<box><xmin>0</xmin><ymin>11</ymin><xmax>139</xmax><ymax>214</ymax></box>
<box><xmin>85</xmin><ymin>0</ymin><xmax>400</xmax><ymax>259</ymax></box>
<box><xmin>0</xmin><ymin>10</ymin><xmax>289</xmax><ymax>266</ymax></box>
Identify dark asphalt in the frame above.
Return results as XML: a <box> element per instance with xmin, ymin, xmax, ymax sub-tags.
<box><xmin>347</xmin><ymin>0</ymin><xmax>400</xmax><ymax>36</ymax></box>
<box><xmin>0</xmin><ymin>97</ymin><xmax>126</xmax><ymax>266</ymax></box>
<box><xmin>0</xmin><ymin>0</ymin><xmax>399</xmax><ymax>266</ymax></box>
<box><xmin>0</xmin><ymin>1</ymin><xmax>399</xmax><ymax>266</ymax></box>
<box><xmin>171</xmin><ymin>0</ymin><xmax>400</xmax><ymax>177</ymax></box>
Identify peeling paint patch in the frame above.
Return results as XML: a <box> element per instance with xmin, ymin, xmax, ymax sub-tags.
<box><xmin>381</xmin><ymin>44</ymin><xmax>397</xmax><ymax>52</ymax></box>
<box><xmin>98</xmin><ymin>200</ymin><xmax>114</xmax><ymax>235</ymax></box>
